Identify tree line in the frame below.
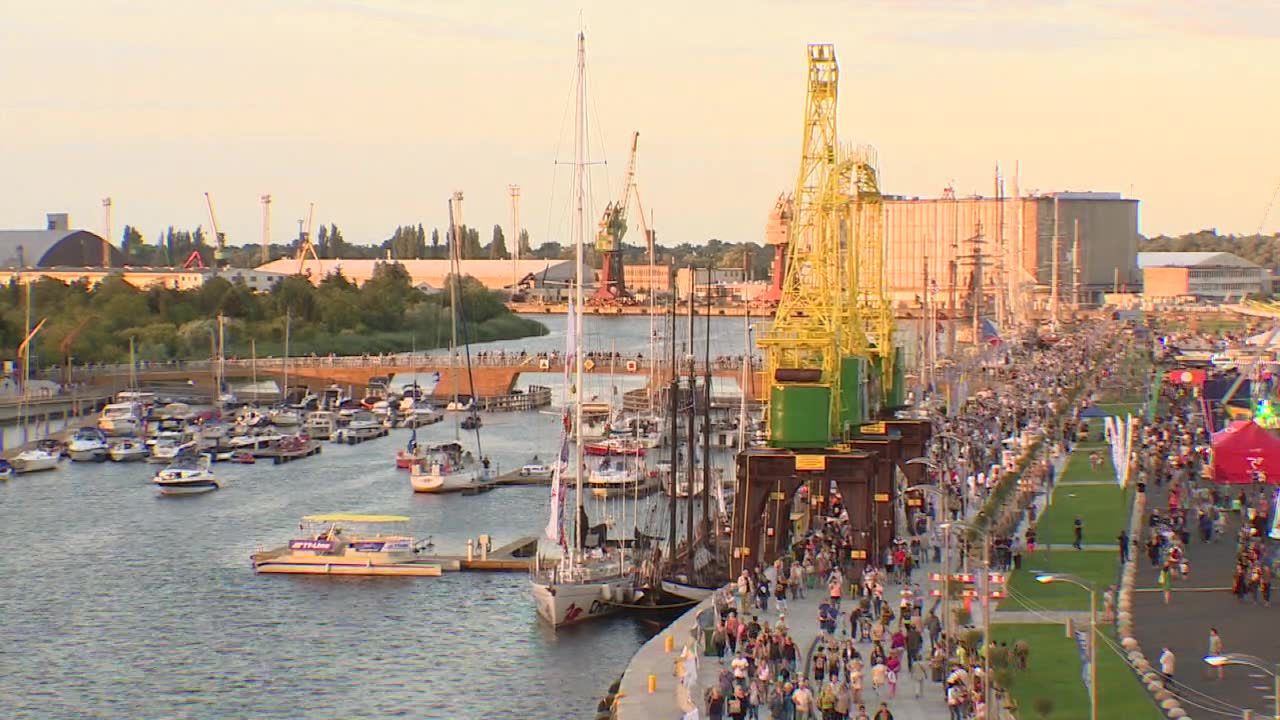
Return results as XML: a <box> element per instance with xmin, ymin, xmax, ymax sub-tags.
<box><xmin>1139</xmin><ymin>230</ymin><xmax>1280</xmax><ymax>269</ymax></box>
<box><xmin>114</xmin><ymin>223</ymin><xmax>775</xmax><ymax>277</ymax></box>
<box><xmin>0</xmin><ymin>264</ymin><xmax>547</xmax><ymax>367</ymax></box>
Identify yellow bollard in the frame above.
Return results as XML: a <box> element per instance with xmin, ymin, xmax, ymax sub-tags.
<box><xmin>664</xmin><ymin>634</ymin><xmax>674</xmax><ymax>653</ymax></box>
<box><xmin>647</xmin><ymin>674</ymin><xmax>657</xmax><ymax>694</ymax></box>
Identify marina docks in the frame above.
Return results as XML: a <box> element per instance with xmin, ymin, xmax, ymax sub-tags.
<box><xmin>415</xmin><ymin>535</ymin><xmax>545</xmax><ymax>572</ymax></box>
<box><xmin>256</xmin><ymin>440</ymin><xmax>323</xmax><ymax>464</ymax></box>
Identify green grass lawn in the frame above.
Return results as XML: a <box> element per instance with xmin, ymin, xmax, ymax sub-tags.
<box><xmin>1094</xmin><ymin>401</ymin><xmax>1146</xmax><ymax>418</ymax></box>
<box><xmin>1036</xmin><ymin>483</ymin><xmax>1131</xmax><ymax>547</ymax></box>
<box><xmin>1002</xmin><ymin>550</ymin><xmax>1120</xmax><ymax>611</ymax></box>
<box><xmin>1059</xmin><ymin>449</ymin><xmax>1117</xmax><ymax>484</ymax></box>
<box><xmin>992</xmin><ymin>623</ymin><xmax>1164</xmax><ymax>720</ymax></box>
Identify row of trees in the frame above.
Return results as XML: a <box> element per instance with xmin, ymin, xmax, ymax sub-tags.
<box><xmin>114</xmin><ymin>223</ymin><xmax>773</xmax><ymax>277</ymax></box>
<box><xmin>118</xmin><ymin>223</ymin><xmax>536</xmax><ymax>268</ymax></box>
<box><xmin>0</xmin><ymin>264</ymin><xmax>547</xmax><ymax>366</ymax></box>
<box><xmin>1139</xmin><ymin>230</ymin><xmax>1280</xmax><ymax>269</ymax></box>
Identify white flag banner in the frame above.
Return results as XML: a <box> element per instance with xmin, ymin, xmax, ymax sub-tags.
<box><xmin>1104</xmin><ymin>414</ymin><xmax>1136</xmax><ymax>487</ymax></box>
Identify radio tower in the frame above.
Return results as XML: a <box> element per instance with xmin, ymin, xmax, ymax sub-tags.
<box><xmin>509</xmin><ymin>184</ymin><xmax>521</xmax><ymax>295</ymax></box>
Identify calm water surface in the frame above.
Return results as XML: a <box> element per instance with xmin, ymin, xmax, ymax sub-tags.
<box><xmin>0</xmin><ymin>316</ymin><xmax>759</xmax><ymax>719</ymax></box>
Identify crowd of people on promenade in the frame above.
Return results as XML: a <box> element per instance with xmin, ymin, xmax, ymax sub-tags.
<box><xmin>695</xmin><ymin>322</ymin><xmax>1132</xmax><ymax>720</ymax></box>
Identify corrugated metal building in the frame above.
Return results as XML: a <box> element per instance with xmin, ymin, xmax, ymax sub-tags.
<box><xmin>882</xmin><ymin>192</ymin><xmax>1139</xmax><ymax>308</ymax></box>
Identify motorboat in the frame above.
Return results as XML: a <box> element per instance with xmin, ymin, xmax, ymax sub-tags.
<box><xmin>518</xmin><ymin>463</ymin><xmax>554</xmax><ymax>479</ymax></box>
<box><xmin>0</xmin><ymin>458</ymin><xmax>14</xmax><ymax>480</ymax></box>
<box><xmin>97</xmin><ymin>402</ymin><xmax>143</xmax><ymax>436</ymax></box>
<box><xmin>67</xmin><ymin>427</ymin><xmax>110</xmax><ymax>462</ymax></box>
<box><xmin>251</xmin><ymin>514</ymin><xmax>441</xmax><ymax>576</ymax></box>
<box><xmin>109</xmin><ymin>438</ymin><xmax>147</xmax><ymax>462</ymax></box>
<box><xmin>460</xmin><ymin>413</ymin><xmax>482</xmax><ymax>430</ymax></box>
<box><xmin>227</xmin><ymin>432</ymin><xmax>284</xmax><ymax>452</ymax></box>
<box><xmin>152</xmin><ymin>455</ymin><xmax>220</xmax><ymax>495</ymax></box>
<box><xmin>234</xmin><ymin>407</ymin><xmax>269</xmax><ymax>429</ymax></box>
<box><xmin>148</xmin><ymin>436</ymin><xmax>199</xmax><ymax>463</ymax></box>
<box><xmin>333</xmin><ymin>412</ymin><xmax>386</xmax><ymax>444</ymax></box>
<box><xmin>156</xmin><ymin>402</ymin><xmax>195</xmax><ymax>422</ymax></box>
<box><xmin>270</xmin><ymin>408</ymin><xmax>301</xmax><ymax>427</ymax></box>
<box><xmin>11</xmin><ymin>448</ymin><xmax>61</xmax><ymax>474</ymax></box>
<box><xmin>409</xmin><ymin>442</ymin><xmax>492</xmax><ymax>493</ymax></box>
<box><xmin>577</xmin><ymin>402</ymin><xmax>613</xmax><ymax>441</ymax></box>
<box><xmin>398</xmin><ymin>400</ymin><xmax>443</xmax><ymax>428</ymax></box>
<box><xmin>303</xmin><ymin>411</ymin><xmax>337</xmax><ymax>441</ymax></box>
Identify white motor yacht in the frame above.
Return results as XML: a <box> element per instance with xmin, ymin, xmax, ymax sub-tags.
<box><xmin>270</xmin><ymin>408</ymin><xmax>301</xmax><ymax>427</ymax></box>
<box><xmin>586</xmin><ymin>458</ymin><xmax>650</xmax><ymax>497</ymax></box>
<box><xmin>11</xmin><ymin>448</ymin><xmax>62</xmax><ymax>474</ymax></box>
<box><xmin>152</xmin><ymin>455</ymin><xmax>220</xmax><ymax>495</ymax></box>
<box><xmin>333</xmin><ymin>412</ymin><xmax>385</xmax><ymax>444</ymax></box>
<box><xmin>108</xmin><ymin>438</ymin><xmax>149</xmax><ymax>462</ymax></box>
<box><xmin>66</xmin><ymin>427</ymin><xmax>110</xmax><ymax>462</ymax></box>
<box><xmin>148</xmin><ymin>436</ymin><xmax>199</xmax><ymax>463</ymax></box>
<box><xmin>303</xmin><ymin>411</ymin><xmax>337</xmax><ymax>440</ymax></box>
<box><xmin>98</xmin><ymin>402</ymin><xmax>143</xmax><ymax>436</ymax></box>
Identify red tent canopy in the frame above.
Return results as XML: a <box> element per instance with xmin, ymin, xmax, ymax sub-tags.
<box><xmin>1211</xmin><ymin>421</ymin><xmax>1280</xmax><ymax>484</ymax></box>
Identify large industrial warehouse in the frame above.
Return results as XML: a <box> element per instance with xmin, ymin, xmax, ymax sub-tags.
<box><xmin>882</xmin><ymin>191</ymin><xmax>1140</xmax><ymax>309</ymax></box>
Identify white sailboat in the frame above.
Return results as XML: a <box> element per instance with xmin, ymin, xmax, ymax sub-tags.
<box><xmin>408</xmin><ymin>192</ymin><xmax>493</xmax><ymax>494</ymax></box>
<box><xmin>530</xmin><ymin>32</ymin><xmax>640</xmax><ymax>628</ymax></box>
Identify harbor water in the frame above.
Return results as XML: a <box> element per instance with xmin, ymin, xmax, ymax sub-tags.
<box><xmin>0</xmin><ymin>315</ymin><xmax>753</xmax><ymax>719</ymax></box>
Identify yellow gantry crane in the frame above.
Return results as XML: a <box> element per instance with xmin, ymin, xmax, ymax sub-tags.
<box><xmin>758</xmin><ymin>44</ymin><xmax>899</xmax><ymax>449</ymax></box>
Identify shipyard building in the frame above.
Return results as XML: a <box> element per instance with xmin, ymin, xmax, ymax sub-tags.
<box><xmin>883</xmin><ymin>192</ymin><xmax>1139</xmax><ymax>309</ymax></box>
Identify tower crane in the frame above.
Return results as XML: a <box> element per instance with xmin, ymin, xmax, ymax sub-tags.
<box><xmin>757</xmin><ymin>44</ymin><xmax>900</xmax><ymax>449</ymax></box>
<box><xmin>591</xmin><ymin>131</ymin><xmax>649</xmax><ymax>305</ymax></box>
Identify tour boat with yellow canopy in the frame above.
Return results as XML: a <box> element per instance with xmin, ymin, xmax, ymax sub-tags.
<box><xmin>251</xmin><ymin>514</ymin><xmax>442</xmax><ymax>576</ymax></box>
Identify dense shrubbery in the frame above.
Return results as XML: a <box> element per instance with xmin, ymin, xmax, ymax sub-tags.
<box><xmin>0</xmin><ymin>263</ymin><xmax>547</xmax><ymax>365</ymax></box>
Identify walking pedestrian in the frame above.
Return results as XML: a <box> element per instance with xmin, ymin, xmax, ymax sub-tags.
<box><xmin>1073</xmin><ymin>516</ymin><xmax>1084</xmax><ymax>550</ymax></box>
<box><xmin>1118</xmin><ymin>530</ymin><xmax>1129</xmax><ymax>563</ymax></box>
<box><xmin>1160</xmin><ymin>647</ymin><xmax>1176</xmax><ymax>686</ymax></box>
<box><xmin>1208</xmin><ymin>628</ymin><xmax>1223</xmax><ymax>680</ymax></box>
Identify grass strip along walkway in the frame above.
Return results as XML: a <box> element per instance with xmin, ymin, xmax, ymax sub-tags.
<box><xmin>1003</xmin><ymin>550</ymin><xmax>1121</xmax><ymax>611</ymax></box>
<box><xmin>991</xmin><ymin>623</ymin><xmax>1165</xmax><ymax>720</ymax></box>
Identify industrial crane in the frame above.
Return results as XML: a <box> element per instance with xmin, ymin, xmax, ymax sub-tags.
<box><xmin>756</xmin><ymin>44</ymin><xmax>900</xmax><ymax>449</ymax></box>
<box><xmin>751</xmin><ymin>194</ymin><xmax>794</xmax><ymax>308</ymax></box>
<box><xmin>591</xmin><ymin>131</ymin><xmax>650</xmax><ymax>304</ymax></box>
<box><xmin>294</xmin><ymin>203</ymin><xmax>321</xmax><ymax>277</ymax></box>
<box><xmin>60</xmin><ymin>315</ymin><xmax>94</xmax><ymax>384</ymax></box>
<box><xmin>205</xmin><ymin>192</ymin><xmax>228</xmax><ymax>268</ymax></box>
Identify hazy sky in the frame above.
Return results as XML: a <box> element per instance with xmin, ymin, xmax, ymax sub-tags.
<box><xmin>3</xmin><ymin>0</ymin><xmax>1278</xmax><ymax>252</ymax></box>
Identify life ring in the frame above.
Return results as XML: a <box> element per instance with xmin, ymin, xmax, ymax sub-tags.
<box><xmin>625</xmin><ymin>360</ymin><xmax>638</xmax><ymax>372</ymax></box>
<box><xmin>584</xmin><ymin>359</ymin><xmax>596</xmax><ymax>371</ymax></box>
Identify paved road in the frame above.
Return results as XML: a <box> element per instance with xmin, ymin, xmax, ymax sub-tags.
<box><xmin>1130</xmin><ymin>481</ymin><xmax>1277</xmax><ymax>719</ymax></box>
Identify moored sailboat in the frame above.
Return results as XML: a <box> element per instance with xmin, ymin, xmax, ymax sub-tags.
<box><xmin>530</xmin><ymin>32</ymin><xmax>642</xmax><ymax>628</ymax></box>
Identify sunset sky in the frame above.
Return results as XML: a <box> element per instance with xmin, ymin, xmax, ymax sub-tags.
<box><xmin>2</xmin><ymin>0</ymin><xmax>1277</xmax><ymax>252</ymax></box>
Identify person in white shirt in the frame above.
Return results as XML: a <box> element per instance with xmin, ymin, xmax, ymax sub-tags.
<box><xmin>1159</xmin><ymin>647</ymin><xmax>1176</xmax><ymax>684</ymax></box>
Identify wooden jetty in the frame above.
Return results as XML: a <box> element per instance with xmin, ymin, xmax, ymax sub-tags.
<box><xmin>417</xmin><ymin>535</ymin><xmax>548</xmax><ymax>572</ymax></box>
<box><xmin>257</xmin><ymin>440</ymin><xmax>323</xmax><ymax>465</ymax></box>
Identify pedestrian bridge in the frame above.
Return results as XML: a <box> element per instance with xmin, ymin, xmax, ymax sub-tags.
<box><xmin>66</xmin><ymin>352</ymin><xmax>766</xmax><ymax>402</ymax></box>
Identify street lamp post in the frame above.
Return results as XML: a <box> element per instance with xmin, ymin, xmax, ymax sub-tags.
<box><xmin>1036</xmin><ymin>573</ymin><xmax>1098</xmax><ymax>720</ymax></box>
<box><xmin>1204</xmin><ymin>653</ymin><xmax>1280</xmax><ymax>720</ymax></box>
<box><xmin>905</xmin><ymin>479</ymin><xmax>947</xmax><ymax>644</ymax></box>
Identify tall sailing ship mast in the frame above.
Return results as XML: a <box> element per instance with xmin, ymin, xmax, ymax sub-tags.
<box><xmin>530</xmin><ymin>32</ymin><xmax>641</xmax><ymax>628</ymax></box>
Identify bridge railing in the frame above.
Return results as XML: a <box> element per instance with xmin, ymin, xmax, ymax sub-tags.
<box><xmin>36</xmin><ymin>352</ymin><xmax>765</xmax><ymax>381</ymax></box>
